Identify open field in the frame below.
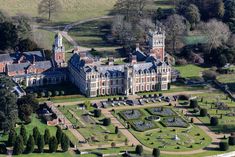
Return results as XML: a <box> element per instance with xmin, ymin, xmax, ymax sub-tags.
<box><xmin>174</xmin><ymin>64</ymin><xmax>208</xmax><ymax>78</ymax></box>
<box><xmin>0</xmin><ymin>0</ymin><xmax>116</xmax><ymax>23</ymax></box>
<box><xmin>217</xmin><ymin>74</ymin><xmax>235</xmax><ymax>92</ymax></box>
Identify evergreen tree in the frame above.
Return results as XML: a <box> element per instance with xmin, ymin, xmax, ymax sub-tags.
<box><xmin>49</xmin><ymin>136</ymin><xmax>58</xmax><ymax>153</ymax></box>
<box><xmin>7</xmin><ymin>129</ymin><xmax>17</xmax><ymax>147</ymax></box>
<box><xmin>37</xmin><ymin>134</ymin><xmax>45</xmax><ymax>153</ymax></box>
<box><xmin>13</xmin><ymin>135</ymin><xmax>24</xmax><ymax>155</ymax></box>
<box><xmin>135</xmin><ymin>145</ymin><xmax>143</xmax><ymax>156</ymax></box>
<box><xmin>25</xmin><ymin>135</ymin><xmax>35</xmax><ymax>153</ymax></box>
<box><xmin>152</xmin><ymin>148</ymin><xmax>160</xmax><ymax>157</ymax></box>
<box><xmin>33</xmin><ymin>127</ymin><xmax>39</xmax><ymax>144</ymax></box>
<box><xmin>56</xmin><ymin>126</ymin><xmax>62</xmax><ymax>144</ymax></box>
<box><xmin>20</xmin><ymin>125</ymin><xmax>27</xmax><ymax>145</ymax></box>
<box><xmin>115</xmin><ymin>126</ymin><xmax>119</xmax><ymax>134</ymax></box>
<box><xmin>44</xmin><ymin>128</ymin><xmax>51</xmax><ymax>145</ymax></box>
<box><xmin>61</xmin><ymin>133</ymin><xmax>69</xmax><ymax>152</ymax></box>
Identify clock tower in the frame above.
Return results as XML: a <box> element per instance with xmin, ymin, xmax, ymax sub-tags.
<box><xmin>148</xmin><ymin>25</ymin><xmax>165</xmax><ymax>62</ymax></box>
<box><xmin>52</xmin><ymin>32</ymin><xmax>65</xmax><ymax>67</ymax></box>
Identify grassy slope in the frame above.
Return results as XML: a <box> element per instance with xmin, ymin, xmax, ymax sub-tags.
<box><xmin>0</xmin><ymin>0</ymin><xmax>116</xmax><ymax>23</ymax></box>
<box><xmin>174</xmin><ymin>64</ymin><xmax>208</xmax><ymax>78</ymax></box>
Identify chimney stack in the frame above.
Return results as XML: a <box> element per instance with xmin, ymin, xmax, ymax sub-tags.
<box><xmin>108</xmin><ymin>57</ymin><xmax>114</xmax><ymax>65</ymax></box>
<box><xmin>129</xmin><ymin>54</ymin><xmax>137</xmax><ymax>64</ymax></box>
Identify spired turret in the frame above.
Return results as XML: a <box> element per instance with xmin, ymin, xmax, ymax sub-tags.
<box><xmin>54</xmin><ymin>32</ymin><xmax>63</xmax><ymax>48</ymax></box>
<box><xmin>52</xmin><ymin>32</ymin><xmax>65</xmax><ymax>67</ymax></box>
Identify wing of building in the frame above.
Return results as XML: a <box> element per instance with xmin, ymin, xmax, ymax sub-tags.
<box><xmin>0</xmin><ymin>33</ymin><xmax>67</xmax><ymax>86</ymax></box>
<box><xmin>68</xmin><ymin>25</ymin><xmax>172</xmax><ymax>97</ymax></box>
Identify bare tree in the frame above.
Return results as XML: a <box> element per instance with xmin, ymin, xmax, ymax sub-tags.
<box><xmin>112</xmin><ymin>15</ymin><xmax>154</xmax><ymax>50</ymax></box>
<box><xmin>164</xmin><ymin>14</ymin><xmax>187</xmax><ymax>53</ymax></box>
<box><xmin>114</xmin><ymin>0</ymin><xmax>153</xmax><ymax>22</ymax></box>
<box><xmin>201</xmin><ymin>19</ymin><xmax>231</xmax><ymax>53</ymax></box>
<box><xmin>38</xmin><ymin>0</ymin><xmax>62</xmax><ymax>21</ymax></box>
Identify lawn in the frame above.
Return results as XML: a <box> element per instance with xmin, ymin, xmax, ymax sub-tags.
<box><xmin>174</xmin><ymin>64</ymin><xmax>208</xmax><ymax>78</ymax></box>
<box><xmin>114</xmin><ymin>106</ymin><xmax>211</xmax><ymax>152</ymax></box>
<box><xmin>192</xmin><ymin>92</ymin><xmax>235</xmax><ymax>133</ymax></box>
<box><xmin>58</xmin><ymin>105</ymin><xmax>126</xmax><ymax>146</ymax></box>
<box><xmin>0</xmin><ymin>0</ymin><xmax>116</xmax><ymax>23</ymax></box>
<box><xmin>183</xmin><ymin>35</ymin><xmax>207</xmax><ymax>45</ymax></box>
<box><xmin>217</xmin><ymin>74</ymin><xmax>235</xmax><ymax>92</ymax></box>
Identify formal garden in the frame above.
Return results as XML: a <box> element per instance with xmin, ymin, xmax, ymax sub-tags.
<box><xmin>187</xmin><ymin>92</ymin><xmax>235</xmax><ymax>133</ymax></box>
<box><xmin>114</xmin><ymin>106</ymin><xmax>211</xmax><ymax>151</ymax></box>
<box><xmin>58</xmin><ymin>104</ymin><xmax>127</xmax><ymax>146</ymax></box>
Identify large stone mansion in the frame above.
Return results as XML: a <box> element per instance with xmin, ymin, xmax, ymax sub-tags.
<box><xmin>0</xmin><ymin>26</ymin><xmax>172</xmax><ymax>97</ymax></box>
<box><xmin>68</xmin><ymin>26</ymin><xmax>172</xmax><ymax>97</ymax></box>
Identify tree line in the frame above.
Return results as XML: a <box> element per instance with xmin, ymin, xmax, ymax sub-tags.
<box><xmin>7</xmin><ymin>125</ymin><xmax>69</xmax><ymax>155</ymax></box>
<box><xmin>112</xmin><ymin>0</ymin><xmax>235</xmax><ymax>67</ymax></box>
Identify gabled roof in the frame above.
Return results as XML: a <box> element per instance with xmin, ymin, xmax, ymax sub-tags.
<box><xmin>7</xmin><ymin>61</ymin><xmax>52</xmax><ymax>72</ymax></box>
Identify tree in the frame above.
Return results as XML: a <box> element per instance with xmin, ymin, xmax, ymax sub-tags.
<box><xmin>49</xmin><ymin>136</ymin><xmax>58</xmax><ymax>153</ymax></box>
<box><xmin>15</xmin><ymin>16</ymin><xmax>32</xmax><ymax>40</ymax></box>
<box><xmin>37</xmin><ymin>134</ymin><xmax>45</xmax><ymax>153</ymax></box>
<box><xmin>115</xmin><ymin>126</ymin><xmax>119</xmax><ymax>134</ymax></box>
<box><xmin>219</xmin><ymin>142</ymin><xmax>229</xmax><ymax>151</ymax></box>
<box><xmin>61</xmin><ymin>133</ymin><xmax>69</xmax><ymax>152</ymax></box>
<box><xmin>94</xmin><ymin>109</ymin><xmax>101</xmax><ymax>118</ymax></box>
<box><xmin>38</xmin><ymin>0</ymin><xmax>62</xmax><ymax>21</ymax></box>
<box><xmin>33</xmin><ymin>127</ymin><xmax>40</xmax><ymax>144</ymax></box>
<box><xmin>53</xmin><ymin>90</ymin><xmax>59</xmax><ymax>96</ymax></box>
<box><xmin>111</xmin><ymin>142</ymin><xmax>116</xmax><ymax>147</ymax></box>
<box><xmin>13</xmin><ymin>136</ymin><xmax>24</xmax><ymax>155</ymax></box>
<box><xmin>47</xmin><ymin>91</ymin><xmax>52</xmax><ymax>97</ymax></box>
<box><xmin>25</xmin><ymin>135</ymin><xmax>35</xmax><ymax>153</ymax></box>
<box><xmin>84</xmin><ymin>100</ymin><xmax>91</xmax><ymax>109</ymax></box>
<box><xmin>18</xmin><ymin>38</ymin><xmax>38</xmax><ymax>52</ymax></box>
<box><xmin>164</xmin><ymin>14</ymin><xmax>187</xmax><ymax>53</ymax></box>
<box><xmin>213</xmin><ymin>0</ymin><xmax>225</xmax><ymax>19</ymax></box>
<box><xmin>184</xmin><ymin>4</ymin><xmax>200</xmax><ymax>27</ymax></box>
<box><xmin>0</xmin><ymin>79</ymin><xmax>18</xmax><ymax>132</ymax></box>
<box><xmin>20</xmin><ymin>125</ymin><xmax>27</xmax><ymax>145</ymax></box>
<box><xmin>56</xmin><ymin>126</ymin><xmax>62</xmax><ymax>144</ymax></box>
<box><xmin>103</xmin><ymin>118</ymin><xmax>111</xmax><ymax>126</ymax></box>
<box><xmin>224</xmin><ymin>0</ymin><xmax>235</xmax><ymax>22</ymax></box>
<box><xmin>7</xmin><ymin>129</ymin><xmax>17</xmax><ymax>147</ymax></box>
<box><xmin>114</xmin><ymin>0</ymin><xmax>153</xmax><ymax>23</ymax></box>
<box><xmin>228</xmin><ymin>136</ymin><xmax>235</xmax><ymax>145</ymax></box>
<box><xmin>40</xmin><ymin>92</ymin><xmax>46</xmax><ymax>97</ymax></box>
<box><xmin>135</xmin><ymin>145</ymin><xmax>143</xmax><ymax>155</ymax></box>
<box><xmin>201</xmin><ymin>19</ymin><xmax>231</xmax><ymax>54</ymax></box>
<box><xmin>200</xmin><ymin>108</ymin><xmax>208</xmax><ymax>117</ymax></box>
<box><xmin>152</xmin><ymin>148</ymin><xmax>160</xmax><ymax>157</ymax></box>
<box><xmin>44</xmin><ymin>129</ymin><xmax>51</xmax><ymax>145</ymax></box>
<box><xmin>0</xmin><ymin>22</ymin><xmax>18</xmax><ymax>50</ymax></box>
<box><xmin>210</xmin><ymin>117</ymin><xmax>219</xmax><ymax>126</ymax></box>
<box><xmin>17</xmin><ymin>95</ymin><xmax>37</xmax><ymax>124</ymax></box>
<box><xmin>218</xmin><ymin>54</ymin><xmax>228</xmax><ymax>67</ymax></box>
<box><xmin>190</xmin><ymin>99</ymin><xmax>198</xmax><ymax>108</ymax></box>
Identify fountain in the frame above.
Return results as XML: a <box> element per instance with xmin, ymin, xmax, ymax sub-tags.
<box><xmin>173</xmin><ymin>135</ymin><xmax>180</xmax><ymax>141</ymax></box>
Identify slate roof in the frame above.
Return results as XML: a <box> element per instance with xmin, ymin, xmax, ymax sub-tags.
<box><xmin>7</xmin><ymin>61</ymin><xmax>52</xmax><ymax>72</ymax></box>
<box><xmin>0</xmin><ymin>51</ymin><xmax>44</xmax><ymax>63</ymax></box>
<box><xmin>0</xmin><ymin>54</ymin><xmax>13</xmax><ymax>62</ymax></box>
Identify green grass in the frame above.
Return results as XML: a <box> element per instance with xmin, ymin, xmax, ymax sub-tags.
<box><xmin>114</xmin><ymin>106</ymin><xmax>211</xmax><ymax>152</ymax></box>
<box><xmin>192</xmin><ymin>92</ymin><xmax>235</xmax><ymax>133</ymax></box>
<box><xmin>58</xmin><ymin>105</ymin><xmax>126</xmax><ymax>146</ymax></box>
<box><xmin>32</xmin><ymin>29</ymin><xmax>74</xmax><ymax>61</ymax></box>
<box><xmin>217</xmin><ymin>74</ymin><xmax>235</xmax><ymax>92</ymax></box>
<box><xmin>0</xmin><ymin>0</ymin><xmax>116</xmax><ymax>23</ymax></box>
<box><xmin>183</xmin><ymin>35</ymin><xmax>207</xmax><ymax>45</ymax></box>
<box><xmin>174</xmin><ymin>64</ymin><xmax>208</xmax><ymax>78</ymax></box>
